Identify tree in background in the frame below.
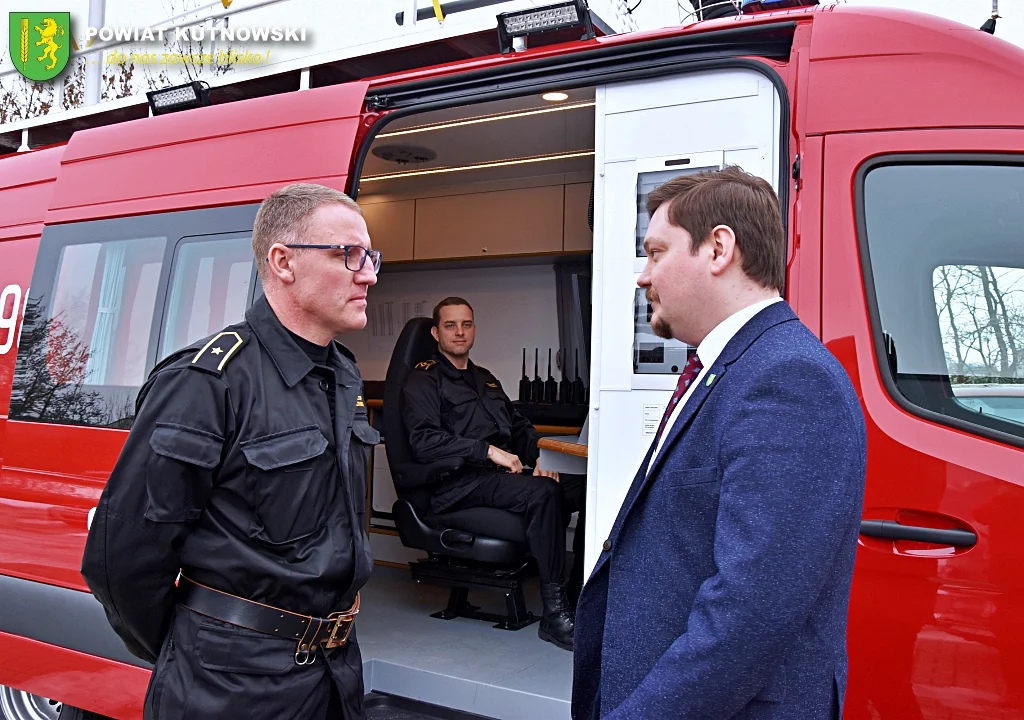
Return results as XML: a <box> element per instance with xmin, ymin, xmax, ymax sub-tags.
<box><xmin>935</xmin><ymin>265</ymin><xmax>1024</xmax><ymax>383</ymax></box>
<box><xmin>1</xmin><ymin>0</ymin><xmax>235</xmax><ymax>126</ymax></box>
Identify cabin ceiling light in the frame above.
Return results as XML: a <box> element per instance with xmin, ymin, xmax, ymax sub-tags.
<box><xmin>543</xmin><ymin>91</ymin><xmax>569</xmax><ymax>102</ymax></box>
<box><xmin>375</xmin><ymin>100</ymin><xmax>595</xmax><ymax>139</ymax></box>
<box><xmin>361</xmin><ymin>150</ymin><xmax>594</xmax><ymax>182</ymax></box>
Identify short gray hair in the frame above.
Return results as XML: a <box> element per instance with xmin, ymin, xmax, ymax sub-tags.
<box><xmin>252</xmin><ymin>183</ymin><xmax>362</xmax><ymax>280</ymax></box>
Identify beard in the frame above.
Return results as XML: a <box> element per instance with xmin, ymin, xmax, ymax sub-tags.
<box><xmin>646</xmin><ymin>288</ymin><xmax>673</xmax><ymax>339</ymax></box>
<box><xmin>651</xmin><ymin>316</ymin><xmax>673</xmax><ymax>339</ymax></box>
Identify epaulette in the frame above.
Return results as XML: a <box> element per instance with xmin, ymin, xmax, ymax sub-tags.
<box><xmin>189</xmin><ymin>330</ymin><xmax>248</xmax><ymax>375</ymax></box>
<box><xmin>414</xmin><ymin>359</ymin><xmax>438</xmax><ymax>371</ymax></box>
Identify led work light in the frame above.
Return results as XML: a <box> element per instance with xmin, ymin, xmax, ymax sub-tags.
<box><xmin>497</xmin><ymin>0</ymin><xmax>596</xmax><ymax>54</ymax></box>
<box><xmin>146</xmin><ymin>81</ymin><xmax>212</xmax><ymax>115</ymax></box>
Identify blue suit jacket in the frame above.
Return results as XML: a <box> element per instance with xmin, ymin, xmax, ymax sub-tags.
<box><xmin>572</xmin><ymin>301</ymin><xmax>867</xmax><ymax>720</ymax></box>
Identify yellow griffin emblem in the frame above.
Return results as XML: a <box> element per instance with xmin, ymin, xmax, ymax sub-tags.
<box><xmin>414</xmin><ymin>360</ymin><xmax>437</xmax><ymax>370</ymax></box>
<box><xmin>35</xmin><ymin>18</ymin><xmax>65</xmax><ymax>71</ymax></box>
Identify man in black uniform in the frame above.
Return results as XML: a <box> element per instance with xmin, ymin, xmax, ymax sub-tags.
<box><xmin>81</xmin><ymin>183</ymin><xmax>381</xmax><ymax>719</ymax></box>
<box><xmin>401</xmin><ymin>297</ymin><xmax>585</xmax><ymax>652</ymax></box>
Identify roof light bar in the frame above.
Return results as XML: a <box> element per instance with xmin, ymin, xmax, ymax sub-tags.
<box><xmin>497</xmin><ymin>0</ymin><xmax>595</xmax><ymax>54</ymax></box>
<box><xmin>739</xmin><ymin>0</ymin><xmax>819</xmax><ymax>12</ymax></box>
<box><xmin>362</xmin><ymin>150</ymin><xmax>594</xmax><ymax>182</ymax></box>
<box><xmin>146</xmin><ymin>81</ymin><xmax>211</xmax><ymax>115</ymax></box>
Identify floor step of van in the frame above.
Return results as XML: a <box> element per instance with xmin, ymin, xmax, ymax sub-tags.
<box><xmin>364</xmin><ymin>692</ymin><xmax>497</xmax><ymax>720</ymax></box>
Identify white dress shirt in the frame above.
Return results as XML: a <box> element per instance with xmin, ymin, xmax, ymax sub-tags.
<box><xmin>648</xmin><ymin>296</ymin><xmax>783</xmax><ymax>474</ymax></box>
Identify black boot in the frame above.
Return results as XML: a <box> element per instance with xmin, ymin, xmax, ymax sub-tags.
<box><xmin>539</xmin><ymin>582</ymin><xmax>575</xmax><ymax>651</ymax></box>
<box><xmin>567</xmin><ymin>578</ymin><xmax>583</xmax><ymax>613</ymax></box>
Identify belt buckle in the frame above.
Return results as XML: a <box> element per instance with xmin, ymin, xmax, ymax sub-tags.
<box><xmin>323</xmin><ymin>593</ymin><xmax>360</xmax><ymax>650</ymax></box>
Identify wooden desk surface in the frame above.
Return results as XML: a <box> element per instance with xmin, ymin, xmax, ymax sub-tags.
<box><xmin>537</xmin><ymin>437</ymin><xmax>588</xmax><ymax>458</ymax></box>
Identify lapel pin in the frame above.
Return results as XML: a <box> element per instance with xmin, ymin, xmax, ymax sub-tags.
<box><xmin>706</xmin><ymin>373</ymin><xmax>716</xmax><ymax>386</ymax></box>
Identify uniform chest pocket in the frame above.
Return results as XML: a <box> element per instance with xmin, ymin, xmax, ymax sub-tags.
<box><xmin>241</xmin><ymin>426</ymin><xmax>331</xmax><ymax>546</ymax></box>
<box><xmin>348</xmin><ymin>419</ymin><xmax>380</xmax><ymax>516</ymax></box>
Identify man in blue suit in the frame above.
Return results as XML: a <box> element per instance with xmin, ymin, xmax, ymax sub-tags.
<box><xmin>572</xmin><ymin>166</ymin><xmax>867</xmax><ymax>719</ymax></box>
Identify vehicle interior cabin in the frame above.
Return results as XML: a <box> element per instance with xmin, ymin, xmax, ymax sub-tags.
<box><xmin>338</xmin><ymin>87</ymin><xmax>600</xmax><ymax>716</ymax></box>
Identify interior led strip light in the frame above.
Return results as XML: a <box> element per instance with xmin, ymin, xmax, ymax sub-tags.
<box><xmin>375</xmin><ymin>101</ymin><xmax>596</xmax><ymax>139</ymax></box>
<box><xmin>361</xmin><ymin>150</ymin><xmax>595</xmax><ymax>181</ymax></box>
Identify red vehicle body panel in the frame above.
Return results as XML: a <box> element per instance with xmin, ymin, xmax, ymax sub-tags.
<box><xmin>0</xmin><ymin>5</ymin><xmax>1022</xmax><ymax>718</ymax></box>
<box><xmin>823</xmin><ymin>128</ymin><xmax>1024</xmax><ymax>718</ymax></box>
<box><xmin>0</xmin><ymin>631</ymin><xmax>147</xmax><ymax>720</ymax></box>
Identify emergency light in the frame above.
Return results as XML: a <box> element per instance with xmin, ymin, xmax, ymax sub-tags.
<box><xmin>740</xmin><ymin>0</ymin><xmax>819</xmax><ymax>12</ymax></box>
<box><xmin>497</xmin><ymin>0</ymin><xmax>595</xmax><ymax>54</ymax></box>
<box><xmin>146</xmin><ymin>81</ymin><xmax>212</xmax><ymax>115</ymax></box>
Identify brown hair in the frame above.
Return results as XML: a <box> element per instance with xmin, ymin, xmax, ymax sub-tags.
<box><xmin>252</xmin><ymin>183</ymin><xmax>362</xmax><ymax>280</ymax></box>
<box><xmin>432</xmin><ymin>297</ymin><xmax>473</xmax><ymax>327</ymax></box>
<box><xmin>645</xmin><ymin>165</ymin><xmax>785</xmax><ymax>292</ymax></box>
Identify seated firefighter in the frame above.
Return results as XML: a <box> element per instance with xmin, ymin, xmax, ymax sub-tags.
<box><xmin>401</xmin><ymin>296</ymin><xmax>586</xmax><ymax>651</ymax></box>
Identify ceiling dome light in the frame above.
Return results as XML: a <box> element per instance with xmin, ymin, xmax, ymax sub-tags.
<box><xmin>542</xmin><ymin>91</ymin><xmax>569</xmax><ymax>102</ymax></box>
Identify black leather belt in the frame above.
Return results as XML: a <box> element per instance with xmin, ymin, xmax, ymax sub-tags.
<box><xmin>177</xmin><ymin>575</ymin><xmax>359</xmax><ymax>665</ymax></box>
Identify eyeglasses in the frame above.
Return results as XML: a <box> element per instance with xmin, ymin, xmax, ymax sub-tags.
<box><xmin>281</xmin><ymin>244</ymin><xmax>383</xmax><ymax>273</ymax></box>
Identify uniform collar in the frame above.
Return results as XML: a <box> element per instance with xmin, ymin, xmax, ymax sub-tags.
<box><xmin>435</xmin><ymin>351</ymin><xmax>478</xmax><ymax>382</ymax></box>
<box><xmin>246</xmin><ymin>294</ymin><xmax>357</xmax><ymax>388</ymax></box>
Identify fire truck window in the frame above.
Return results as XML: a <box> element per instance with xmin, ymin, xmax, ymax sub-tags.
<box><xmin>160</xmin><ymin>236</ymin><xmax>253</xmax><ymax>360</ymax></box>
<box><xmin>10</xmin><ymin>236</ymin><xmax>167</xmax><ymax>428</ymax></box>
<box><xmin>861</xmin><ymin>161</ymin><xmax>1024</xmax><ymax>445</ymax></box>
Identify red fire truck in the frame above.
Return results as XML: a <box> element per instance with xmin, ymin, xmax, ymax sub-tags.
<box><xmin>1</xmin><ymin>1</ymin><xmax>1022</xmax><ymax>718</ymax></box>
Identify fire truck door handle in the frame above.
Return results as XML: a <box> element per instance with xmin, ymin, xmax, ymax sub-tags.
<box><xmin>859</xmin><ymin>520</ymin><xmax>977</xmax><ymax>547</ymax></box>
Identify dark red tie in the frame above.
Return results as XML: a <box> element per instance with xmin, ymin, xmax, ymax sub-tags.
<box><xmin>652</xmin><ymin>352</ymin><xmax>704</xmax><ymax>448</ymax></box>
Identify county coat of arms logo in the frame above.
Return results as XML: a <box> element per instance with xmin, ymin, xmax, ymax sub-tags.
<box><xmin>9</xmin><ymin>12</ymin><xmax>71</xmax><ymax>81</ymax></box>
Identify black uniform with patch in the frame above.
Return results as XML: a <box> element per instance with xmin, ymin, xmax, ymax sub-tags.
<box><xmin>81</xmin><ymin>294</ymin><xmax>378</xmax><ymax>720</ymax></box>
<box><xmin>401</xmin><ymin>353</ymin><xmax>585</xmax><ymax>587</ymax></box>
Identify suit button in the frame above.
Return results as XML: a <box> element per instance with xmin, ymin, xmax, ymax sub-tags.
<box><xmin>602</xmin><ymin>539</ymin><xmax>612</xmax><ymax>552</ymax></box>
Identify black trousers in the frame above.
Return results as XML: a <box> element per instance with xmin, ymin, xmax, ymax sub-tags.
<box><xmin>447</xmin><ymin>471</ymin><xmax>586</xmax><ymax>585</ymax></box>
<box><xmin>144</xmin><ymin>605</ymin><xmax>365</xmax><ymax>719</ymax></box>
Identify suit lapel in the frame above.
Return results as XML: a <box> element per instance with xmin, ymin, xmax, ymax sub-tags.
<box><xmin>608</xmin><ymin>362</ymin><xmax>728</xmax><ymax>532</ymax></box>
<box><xmin>644</xmin><ymin>363</ymin><xmax>726</xmax><ymax>479</ymax></box>
<box><xmin>606</xmin><ymin>301</ymin><xmax>800</xmax><ymax>542</ymax></box>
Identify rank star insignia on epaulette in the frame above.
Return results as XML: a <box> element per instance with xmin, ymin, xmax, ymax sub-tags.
<box><xmin>191</xmin><ymin>331</ymin><xmax>246</xmax><ymax>374</ymax></box>
<box><xmin>356</xmin><ymin>395</ymin><xmax>365</xmax><ymax>408</ymax></box>
<box><xmin>414</xmin><ymin>360</ymin><xmax>437</xmax><ymax>370</ymax></box>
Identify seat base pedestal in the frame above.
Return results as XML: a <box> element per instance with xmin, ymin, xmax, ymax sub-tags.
<box><xmin>411</xmin><ymin>556</ymin><xmax>539</xmax><ymax>631</ymax></box>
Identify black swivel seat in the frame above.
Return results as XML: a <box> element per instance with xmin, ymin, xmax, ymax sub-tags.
<box><xmin>383</xmin><ymin>317</ymin><xmax>538</xmax><ymax>630</ymax></box>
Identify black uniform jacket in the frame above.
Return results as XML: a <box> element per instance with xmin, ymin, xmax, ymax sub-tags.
<box><xmin>401</xmin><ymin>352</ymin><xmax>538</xmax><ymax>512</ymax></box>
<box><xmin>81</xmin><ymin>295</ymin><xmax>380</xmax><ymax>664</ymax></box>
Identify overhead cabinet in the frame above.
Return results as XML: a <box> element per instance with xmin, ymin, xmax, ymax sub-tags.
<box><xmin>361</xmin><ymin>199</ymin><xmax>415</xmax><ymax>263</ymax></box>
<box><xmin>414</xmin><ymin>185</ymin><xmax>565</xmax><ymax>260</ymax></box>
<box><xmin>563</xmin><ymin>182</ymin><xmax>593</xmax><ymax>253</ymax></box>
<box><xmin>362</xmin><ymin>182</ymin><xmax>594</xmax><ymax>264</ymax></box>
